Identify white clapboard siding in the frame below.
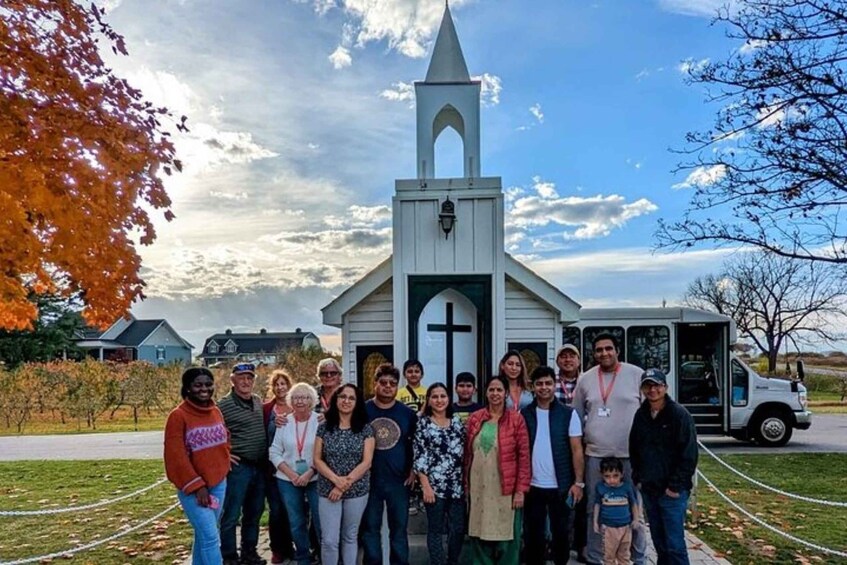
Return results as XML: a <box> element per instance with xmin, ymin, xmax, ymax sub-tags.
<box><xmin>504</xmin><ymin>279</ymin><xmax>557</xmax><ymax>365</ymax></box>
<box><xmin>344</xmin><ymin>281</ymin><xmax>394</xmax><ymax>381</ymax></box>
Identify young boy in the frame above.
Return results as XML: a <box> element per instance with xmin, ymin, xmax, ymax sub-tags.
<box><xmin>593</xmin><ymin>457</ymin><xmax>640</xmax><ymax>565</ymax></box>
<box><xmin>453</xmin><ymin>372</ymin><xmax>482</xmax><ymax>423</ymax></box>
<box><xmin>396</xmin><ymin>359</ymin><xmax>426</xmax><ymax>412</ymax></box>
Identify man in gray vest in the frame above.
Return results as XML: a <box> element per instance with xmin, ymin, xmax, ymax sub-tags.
<box><xmin>218</xmin><ymin>363</ymin><xmax>267</xmax><ymax>565</ymax></box>
<box><xmin>521</xmin><ymin>365</ymin><xmax>585</xmax><ymax>565</ymax></box>
<box><xmin>573</xmin><ymin>333</ymin><xmax>646</xmax><ymax>565</ymax></box>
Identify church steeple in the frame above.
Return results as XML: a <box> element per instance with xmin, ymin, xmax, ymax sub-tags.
<box><xmin>425</xmin><ymin>3</ymin><xmax>471</xmax><ymax>83</ymax></box>
<box><xmin>415</xmin><ymin>2</ymin><xmax>480</xmax><ymax>179</ymax></box>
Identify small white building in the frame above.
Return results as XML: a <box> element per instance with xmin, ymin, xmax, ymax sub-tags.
<box><xmin>323</xmin><ymin>4</ymin><xmax>580</xmax><ymax>397</ymax></box>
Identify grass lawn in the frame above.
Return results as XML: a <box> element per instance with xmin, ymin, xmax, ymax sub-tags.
<box><xmin>0</xmin><ymin>460</ymin><xmax>191</xmax><ymax>564</ymax></box>
<box><xmin>692</xmin><ymin>452</ymin><xmax>847</xmax><ymax>564</ymax></box>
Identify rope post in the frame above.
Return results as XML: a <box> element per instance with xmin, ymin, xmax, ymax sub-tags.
<box><xmin>689</xmin><ymin>464</ymin><xmax>700</xmax><ymax>524</ymax></box>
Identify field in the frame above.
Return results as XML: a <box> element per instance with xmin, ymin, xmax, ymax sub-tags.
<box><xmin>692</xmin><ymin>453</ymin><xmax>847</xmax><ymax>564</ymax></box>
<box><xmin>0</xmin><ymin>460</ymin><xmax>192</xmax><ymax>564</ymax></box>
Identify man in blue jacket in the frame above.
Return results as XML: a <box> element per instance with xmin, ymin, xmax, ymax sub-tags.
<box><xmin>629</xmin><ymin>368</ymin><xmax>698</xmax><ymax>565</ymax></box>
<box><xmin>521</xmin><ymin>365</ymin><xmax>586</xmax><ymax>565</ymax></box>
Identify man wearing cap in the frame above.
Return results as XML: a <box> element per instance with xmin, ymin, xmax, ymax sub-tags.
<box><xmin>555</xmin><ymin>343</ymin><xmax>581</xmax><ymax>405</ymax></box>
<box><xmin>572</xmin><ymin>333</ymin><xmax>646</xmax><ymax>565</ymax></box>
<box><xmin>629</xmin><ymin>368</ymin><xmax>698</xmax><ymax>565</ymax></box>
<box><xmin>218</xmin><ymin>363</ymin><xmax>268</xmax><ymax>565</ymax></box>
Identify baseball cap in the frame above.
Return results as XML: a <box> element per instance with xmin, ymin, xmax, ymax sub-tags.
<box><xmin>641</xmin><ymin>368</ymin><xmax>667</xmax><ymax>386</ymax></box>
<box><xmin>557</xmin><ymin>343</ymin><xmax>580</xmax><ymax>357</ymax></box>
<box><xmin>231</xmin><ymin>362</ymin><xmax>256</xmax><ymax>377</ymax></box>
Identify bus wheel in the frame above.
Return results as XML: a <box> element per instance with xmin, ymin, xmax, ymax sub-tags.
<box><xmin>751</xmin><ymin>410</ymin><xmax>793</xmax><ymax>447</ymax></box>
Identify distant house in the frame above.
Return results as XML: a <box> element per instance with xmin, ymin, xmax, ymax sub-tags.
<box><xmin>73</xmin><ymin>315</ymin><xmax>193</xmax><ymax>366</ymax></box>
<box><xmin>198</xmin><ymin>328</ymin><xmax>321</xmax><ymax>367</ymax></box>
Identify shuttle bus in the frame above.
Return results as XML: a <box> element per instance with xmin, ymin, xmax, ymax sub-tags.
<box><xmin>564</xmin><ymin>307</ymin><xmax>811</xmax><ymax>447</ymax></box>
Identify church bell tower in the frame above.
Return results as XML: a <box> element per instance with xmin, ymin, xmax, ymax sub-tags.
<box><xmin>391</xmin><ymin>3</ymin><xmax>505</xmax><ymax>391</ymax></box>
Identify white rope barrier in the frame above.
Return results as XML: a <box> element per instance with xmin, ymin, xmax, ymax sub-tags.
<box><xmin>697</xmin><ymin>469</ymin><xmax>847</xmax><ymax>558</ymax></box>
<box><xmin>0</xmin><ymin>477</ymin><xmax>168</xmax><ymax>516</ymax></box>
<box><xmin>0</xmin><ymin>501</ymin><xmax>180</xmax><ymax>565</ymax></box>
<box><xmin>697</xmin><ymin>441</ymin><xmax>847</xmax><ymax>508</ymax></box>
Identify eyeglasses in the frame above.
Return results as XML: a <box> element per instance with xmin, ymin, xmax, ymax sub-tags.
<box><xmin>337</xmin><ymin>394</ymin><xmax>356</xmax><ymax>401</ymax></box>
<box><xmin>376</xmin><ymin>379</ymin><xmax>398</xmax><ymax>387</ymax></box>
<box><xmin>594</xmin><ymin>346</ymin><xmax>615</xmax><ymax>353</ymax></box>
<box><xmin>319</xmin><ymin>370</ymin><xmax>340</xmax><ymax>378</ymax></box>
<box><xmin>291</xmin><ymin>396</ymin><xmax>311</xmax><ymax>402</ymax></box>
<box><xmin>232</xmin><ymin>363</ymin><xmax>256</xmax><ymax>374</ymax></box>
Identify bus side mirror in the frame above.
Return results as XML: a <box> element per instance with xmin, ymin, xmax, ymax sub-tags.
<box><xmin>796</xmin><ymin>360</ymin><xmax>805</xmax><ymax>382</ymax></box>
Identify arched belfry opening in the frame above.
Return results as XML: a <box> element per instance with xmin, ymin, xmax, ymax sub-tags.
<box><xmin>432</xmin><ymin>104</ymin><xmax>466</xmax><ymax>178</ymax></box>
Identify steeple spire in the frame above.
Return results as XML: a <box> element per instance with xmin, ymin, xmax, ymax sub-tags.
<box><xmin>425</xmin><ymin>2</ymin><xmax>470</xmax><ymax>83</ymax></box>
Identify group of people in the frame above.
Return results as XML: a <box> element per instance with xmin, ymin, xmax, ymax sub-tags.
<box><xmin>164</xmin><ymin>332</ymin><xmax>699</xmax><ymax>565</ymax></box>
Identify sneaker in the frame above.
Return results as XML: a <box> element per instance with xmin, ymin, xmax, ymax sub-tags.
<box><xmin>240</xmin><ymin>550</ymin><xmax>267</xmax><ymax>565</ymax></box>
<box><xmin>270</xmin><ymin>552</ymin><xmax>285</xmax><ymax>565</ymax></box>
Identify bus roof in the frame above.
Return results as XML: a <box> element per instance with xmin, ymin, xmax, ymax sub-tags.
<box><xmin>577</xmin><ymin>307</ymin><xmax>737</xmax><ymax>343</ymax></box>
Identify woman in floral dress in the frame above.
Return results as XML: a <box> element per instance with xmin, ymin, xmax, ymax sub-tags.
<box><xmin>413</xmin><ymin>382</ymin><xmax>467</xmax><ymax>565</ymax></box>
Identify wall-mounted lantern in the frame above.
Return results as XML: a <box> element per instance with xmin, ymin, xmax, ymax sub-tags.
<box><xmin>438</xmin><ymin>196</ymin><xmax>456</xmax><ymax>239</ymax></box>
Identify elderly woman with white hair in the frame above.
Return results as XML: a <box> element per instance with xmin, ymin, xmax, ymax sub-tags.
<box><xmin>269</xmin><ymin>382</ymin><xmax>322</xmax><ymax>565</ymax></box>
<box><xmin>315</xmin><ymin>358</ymin><xmax>343</xmax><ymax>414</ymax></box>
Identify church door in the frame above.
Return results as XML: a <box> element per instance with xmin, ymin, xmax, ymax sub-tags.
<box><xmin>417</xmin><ymin>289</ymin><xmax>477</xmax><ymax>395</ymax></box>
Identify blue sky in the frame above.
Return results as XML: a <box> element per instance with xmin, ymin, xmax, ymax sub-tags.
<box><xmin>102</xmin><ymin>0</ymin><xmax>750</xmax><ymax>352</ymax></box>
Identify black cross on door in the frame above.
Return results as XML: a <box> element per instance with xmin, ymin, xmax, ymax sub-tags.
<box><xmin>427</xmin><ymin>302</ymin><xmax>472</xmax><ymax>391</ymax></box>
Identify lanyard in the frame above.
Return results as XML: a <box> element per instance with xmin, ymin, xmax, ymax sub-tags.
<box><xmin>295</xmin><ymin>418</ymin><xmax>310</xmax><ymax>459</ymax></box>
<box><xmin>598</xmin><ymin>364</ymin><xmax>621</xmax><ymax>407</ymax></box>
<box><xmin>320</xmin><ymin>393</ymin><xmax>330</xmax><ymax>412</ymax></box>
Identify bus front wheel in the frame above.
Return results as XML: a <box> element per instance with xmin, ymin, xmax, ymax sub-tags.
<box><xmin>750</xmin><ymin>409</ymin><xmax>793</xmax><ymax>447</ymax></box>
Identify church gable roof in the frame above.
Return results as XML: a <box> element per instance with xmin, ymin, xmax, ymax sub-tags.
<box><xmin>322</xmin><ymin>257</ymin><xmax>393</xmax><ymax>326</ymax></box>
<box><xmin>505</xmin><ymin>254</ymin><xmax>581</xmax><ymax>322</ymax></box>
<box><xmin>425</xmin><ymin>3</ymin><xmax>471</xmax><ymax>83</ymax></box>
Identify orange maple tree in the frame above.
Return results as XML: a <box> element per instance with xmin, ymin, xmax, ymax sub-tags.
<box><xmin>0</xmin><ymin>0</ymin><xmax>184</xmax><ymax>330</ymax></box>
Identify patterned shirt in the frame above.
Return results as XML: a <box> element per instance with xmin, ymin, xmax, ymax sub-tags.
<box><xmin>412</xmin><ymin>415</ymin><xmax>466</xmax><ymax>499</ymax></box>
<box><xmin>316</xmin><ymin>422</ymin><xmax>374</xmax><ymax>499</ymax></box>
<box><xmin>554</xmin><ymin>375</ymin><xmax>579</xmax><ymax>405</ymax></box>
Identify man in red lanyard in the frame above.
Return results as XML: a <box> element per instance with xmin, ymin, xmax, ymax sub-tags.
<box><xmin>572</xmin><ymin>333</ymin><xmax>646</xmax><ymax>565</ymax></box>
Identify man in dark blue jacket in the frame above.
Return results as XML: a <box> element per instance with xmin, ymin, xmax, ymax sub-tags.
<box><xmin>629</xmin><ymin>368</ymin><xmax>698</xmax><ymax>565</ymax></box>
<box><xmin>521</xmin><ymin>366</ymin><xmax>585</xmax><ymax>565</ymax></box>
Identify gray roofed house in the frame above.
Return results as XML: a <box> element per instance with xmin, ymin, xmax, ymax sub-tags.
<box><xmin>198</xmin><ymin>328</ymin><xmax>321</xmax><ymax>367</ymax></box>
<box><xmin>73</xmin><ymin>314</ymin><xmax>193</xmax><ymax>366</ymax></box>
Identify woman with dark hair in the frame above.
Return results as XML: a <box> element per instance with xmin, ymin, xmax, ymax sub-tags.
<box><xmin>500</xmin><ymin>350</ymin><xmax>533</xmax><ymax>412</ymax></box>
<box><xmin>413</xmin><ymin>383</ymin><xmax>466</xmax><ymax>565</ymax></box>
<box><xmin>313</xmin><ymin>384</ymin><xmax>375</xmax><ymax>565</ymax></box>
<box><xmin>164</xmin><ymin>367</ymin><xmax>231</xmax><ymax>565</ymax></box>
<box><xmin>465</xmin><ymin>375</ymin><xmax>531</xmax><ymax>564</ymax></box>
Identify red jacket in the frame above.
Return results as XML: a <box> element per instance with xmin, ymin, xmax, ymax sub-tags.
<box><xmin>464</xmin><ymin>408</ymin><xmax>531</xmax><ymax>496</ymax></box>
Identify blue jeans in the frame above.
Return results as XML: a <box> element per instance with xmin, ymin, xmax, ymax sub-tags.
<box><xmin>425</xmin><ymin>497</ymin><xmax>465</xmax><ymax>565</ymax></box>
<box><xmin>177</xmin><ymin>480</ymin><xmax>226</xmax><ymax>565</ymax></box>
<box><xmin>278</xmin><ymin>479</ymin><xmax>322</xmax><ymax>565</ymax></box>
<box><xmin>362</xmin><ymin>480</ymin><xmax>410</xmax><ymax>565</ymax></box>
<box><xmin>266</xmin><ymin>472</ymin><xmax>293</xmax><ymax>557</ymax></box>
<box><xmin>220</xmin><ymin>461</ymin><xmax>266</xmax><ymax>560</ymax></box>
<box><xmin>641</xmin><ymin>489</ymin><xmax>691</xmax><ymax>565</ymax></box>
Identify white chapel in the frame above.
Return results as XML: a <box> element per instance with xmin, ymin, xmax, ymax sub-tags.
<box><xmin>322</xmin><ymin>4</ymin><xmax>580</xmax><ymax>397</ymax></box>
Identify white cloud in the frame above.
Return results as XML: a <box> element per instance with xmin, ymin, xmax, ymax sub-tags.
<box><xmin>529</xmin><ymin>103</ymin><xmax>544</xmax><ymax>124</ymax></box>
<box><xmin>508</xmin><ymin>189</ymin><xmax>659</xmax><ymax>240</ymax></box>
<box><xmin>657</xmin><ymin>0</ymin><xmax>732</xmax><ymax>17</ymax></box>
<box><xmin>474</xmin><ymin>73</ymin><xmax>502</xmax><ymax>106</ymax></box>
<box><xmin>328</xmin><ymin>45</ymin><xmax>353</xmax><ymax>69</ymax></box>
<box><xmin>635</xmin><ymin>69</ymin><xmax>651</xmax><ymax>81</ymax></box>
<box><xmin>678</xmin><ymin>57</ymin><xmax>709</xmax><ymax>74</ymax></box>
<box><xmin>672</xmin><ymin>164</ymin><xmax>727</xmax><ymax>189</ymax></box>
<box><xmin>532</xmin><ymin>176</ymin><xmax>558</xmax><ymax>199</ymax></box>
<box><xmin>259</xmin><ymin>227</ymin><xmax>392</xmax><ymax>257</ymax></box>
<box><xmin>311</xmin><ymin>0</ymin><xmax>473</xmax><ymax>59</ymax></box>
<box><xmin>307</xmin><ymin>142</ymin><xmax>320</xmax><ymax>150</ymax></box>
<box><xmin>380</xmin><ymin>81</ymin><xmax>415</xmax><ymax>106</ymax></box>
<box><xmin>209</xmin><ymin>190</ymin><xmax>249</xmax><ymax>201</ymax></box>
<box><xmin>739</xmin><ymin>39</ymin><xmax>767</xmax><ymax>54</ymax></box>
<box><xmin>323</xmin><ymin>204</ymin><xmax>393</xmax><ymax>228</ymax></box>
<box><xmin>755</xmin><ymin>100</ymin><xmax>804</xmax><ymax>129</ymax></box>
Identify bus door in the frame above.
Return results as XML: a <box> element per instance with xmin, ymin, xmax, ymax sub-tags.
<box><xmin>675</xmin><ymin>322</ymin><xmax>730</xmax><ymax>435</ymax></box>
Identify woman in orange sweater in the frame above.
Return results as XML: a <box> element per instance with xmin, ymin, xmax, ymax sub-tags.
<box><xmin>165</xmin><ymin>367</ymin><xmax>231</xmax><ymax>565</ymax></box>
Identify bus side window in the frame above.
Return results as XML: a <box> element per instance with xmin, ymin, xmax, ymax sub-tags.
<box><xmin>731</xmin><ymin>359</ymin><xmax>749</xmax><ymax>407</ymax></box>
<box><xmin>626</xmin><ymin>326</ymin><xmax>670</xmax><ymax>372</ymax></box>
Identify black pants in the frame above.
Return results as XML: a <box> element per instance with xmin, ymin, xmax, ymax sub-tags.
<box><xmin>524</xmin><ymin>486</ymin><xmax>571</xmax><ymax>565</ymax></box>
